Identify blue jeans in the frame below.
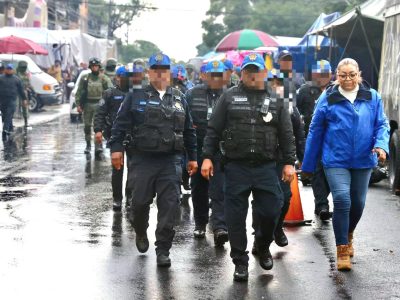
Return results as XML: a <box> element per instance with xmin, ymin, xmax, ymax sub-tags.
<box><xmin>324</xmin><ymin>168</ymin><xmax>372</xmax><ymax>245</ymax></box>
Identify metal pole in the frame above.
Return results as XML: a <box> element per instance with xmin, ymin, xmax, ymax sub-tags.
<box><xmin>358</xmin><ymin>11</ymin><xmax>379</xmax><ymax>76</ymax></box>
<box><xmin>339</xmin><ymin>16</ymin><xmax>359</xmax><ymax>61</ymax></box>
<box><xmin>107</xmin><ymin>0</ymin><xmax>113</xmax><ymax>39</ymax></box>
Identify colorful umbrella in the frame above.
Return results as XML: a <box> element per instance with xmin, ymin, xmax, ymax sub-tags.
<box><xmin>215</xmin><ymin>29</ymin><xmax>279</xmax><ymax>52</ymax></box>
<box><xmin>0</xmin><ymin>35</ymin><xmax>48</xmax><ymax>55</ymax></box>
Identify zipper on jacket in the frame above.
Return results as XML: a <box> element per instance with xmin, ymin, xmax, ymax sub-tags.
<box><xmin>250</xmin><ymin>94</ymin><xmax>256</xmax><ymax>153</ymax></box>
<box><xmin>350</xmin><ymin>100</ymin><xmax>358</xmax><ymax>168</ymax></box>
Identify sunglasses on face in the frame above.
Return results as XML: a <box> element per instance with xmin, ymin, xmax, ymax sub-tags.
<box><xmin>337</xmin><ymin>73</ymin><xmax>358</xmax><ymax>80</ymax></box>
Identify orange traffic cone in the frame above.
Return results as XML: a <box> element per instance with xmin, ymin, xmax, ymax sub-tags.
<box><xmin>284</xmin><ymin>173</ymin><xmax>312</xmax><ymax>226</ymax></box>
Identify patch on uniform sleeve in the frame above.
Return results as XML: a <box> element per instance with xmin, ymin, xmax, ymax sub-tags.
<box><xmin>148</xmin><ymin>100</ymin><xmax>160</xmax><ymax>105</ymax></box>
<box><xmin>233</xmin><ymin>96</ymin><xmax>248</xmax><ymax>102</ymax></box>
<box><xmin>174</xmin><ymin>102</ymin><xmax>184</xmax><ymax>111</ymax></box>
<box><xmin>98</xmin><ymin>99</ymin><xmax>105</xmax><ymax>106</ymax></box>
<box><xmin>263</xmin><ymin>112</ymin><xmax>273</xmax><ymax>123</ymax></box>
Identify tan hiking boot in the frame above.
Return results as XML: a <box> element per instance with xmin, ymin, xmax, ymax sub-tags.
<box><xmin>337</xmin><ymin>245</ymin><xmax>351</xmax><ymax>271</ymax></box>
<box><xmin>348</xmin><ymin>232</ymin><xmax>354</xmax><ymax>257</ymax></box>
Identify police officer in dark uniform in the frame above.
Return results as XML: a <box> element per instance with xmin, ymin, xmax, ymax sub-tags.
<box><xmin>109</xmin><ymin>53</ymin><xmax>198</xmax><ymax>267</ymax></box>
<box><xmin>0</xmin><ymin>64</ymin><xmax>27</xmax><ymax>142</ymax></box>
<box><xmin>297</xmin><ymin>60</ymin><xmax>332</xmax><ymax>220</ymax></box>
<box><xmin>252</xmin><ymin>77</ymin><xmax>306</xmax><ymax>252</ymax></box>
<box><xmin>172</xmin><ymin>64</ymin><xmax>194</xmax><ymax>191</ymax></box>
<box><xmin>186</xmin><ymin>60</ymin><xmax>228</xmax><ymax>246</ymax></box>
<box><xmin>201</xmin><ymin>53</ymin><xmax>296</xmax><ymax>281</ymax></box>
<box><xmin>128</xmin><ymin>62</ymin><xmax>145</xmax><ymax>89</ymax></box>
<box><xmin>94</xmin><ymin>66</ymin><xmax>130</xmax><ymax>211</ymax></box>
<box><xmin>223</xmin><ymin>59</ymin><xmax>239</xmax><ymax>88</ymax></box>
<box><xmin>172</xmin><ymin>64</ymin><xmax>194</xmax><ymax>94</ymax></box>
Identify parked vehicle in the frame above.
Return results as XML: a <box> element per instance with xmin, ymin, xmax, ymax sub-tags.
<box><xmin>0</xmin><ymin>54</ymin><xmax>62</xmax><ymax>111</ymax></box>
<box><xmin>68</xmin><ymin>69</ymin><xmax>90</xmax><ymax>122</ymax></box>
<box><xmin>379</xmin><ymin>0</ymin><xmax>400</xmax><ymax>194</ymax></box>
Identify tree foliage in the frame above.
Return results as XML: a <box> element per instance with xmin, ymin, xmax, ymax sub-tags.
<box><xmin>87</xmin><ymin>0</ymin><xmax>151</xmax><ymax>38</ymax></box>
<box><xmin>197</xmin><ymin>0</ymin><xmax>367</xmax><ymax>56</ymax></box>
<box><xmin>117</xmin><ymin>39</ymin><xmax>161</xmax><ymax>64</ymax></box>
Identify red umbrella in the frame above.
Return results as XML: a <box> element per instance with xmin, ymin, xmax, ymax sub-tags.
<box><xmin>0</xmin><ymin>35</ymin><xmax>48</xmax><ymax>55</ymax></box>
<box><xmin>215</xmin><ymin>29</ymin><xmax>279</xmax><ymax>52</ymax></box>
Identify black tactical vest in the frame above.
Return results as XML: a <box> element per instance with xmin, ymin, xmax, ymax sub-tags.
<box><xmin>222</xmin><ymin>87</ymin><xmax>280</xmax><ymax>161</ymax></box>
<box><xmin>189</xmin><ymin>85</ymin><xmax>222</xmax><ymax>137</ymax></box>
<box><xmin>130</xmin><ymin>87</ymin><xmax>186</xmax><ymax>154</ymax></box>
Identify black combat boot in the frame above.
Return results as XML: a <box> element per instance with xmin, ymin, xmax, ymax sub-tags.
<box><xmin>258</xmin><ymin>245</ymin><xmax>273</xmax><ymax>270</ymax></box>
<box><xmin>157</xmin><ymin>254</ymin><xmax>171</xmax><ymax>267</ymax></box>
<box><xmin>233</xmin><ymin>265</ymin><xmax>248</xmax><ymax>282</ymax></box>
<box><xmin>214</xmin><ymin>229</ymin><xmax>229</xmax><ymax>247</ymax></box>
<box><xmin>136</xmin><ymin>233</ymin><xmax>149</xmax><ymax>253</ymax></box>
<box><xmin>193</xmin><ymin>225</ymin><xmax>206</xmax><ymax>238</ymax></box>
<box><xmin>319</xmin><ymin>208</ymin><xmax>332</xmax><ymax>221</ymax></box>
<box><xmin>84</xmin><ymin>141</ymin><xmax>91</xmax><ymax>154</ymax></box>
<box><xmin>274</xmin><ymin>228</ymin><xmax>288</xmax><ymax>247</ymax></box>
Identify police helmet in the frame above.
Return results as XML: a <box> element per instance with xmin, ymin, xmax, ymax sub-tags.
<box><xmin>18</xmin><ymin>61</ymin><xmax>28</xmax><ymax>68</ymax></box>
<box><xmin>133</xmin><ymin>58</ymin><xmax>145</xmax><ymax>67</ymax></box>
<box><xmin>105</xmin><ymin>58</ymin><xmax>117</xmax><ymax>72</ymax></box>
<box><xmin>88</xmin><ymin>57</ymin><xmax>101</xmax><ymax>67</ymax></box>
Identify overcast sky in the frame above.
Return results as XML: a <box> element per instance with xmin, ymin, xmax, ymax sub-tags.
<box><xmin>117</xmin><ymin>0</ymin><xmax>210</xmax><ymax>62</ymax></box>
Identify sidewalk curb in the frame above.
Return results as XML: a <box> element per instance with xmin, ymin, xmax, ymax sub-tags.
<box><xmin>13</xmin><ymin>103</ymin><xmax>70</xmax><ymax>128</ymax></box>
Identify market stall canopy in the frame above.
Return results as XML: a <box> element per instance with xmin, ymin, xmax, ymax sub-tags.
<box><xmin>307</xmin><ymin>0</ymin><xmax>386</xmax><ymax>88</ymax></box>
<box><xmin>215</xmin><ymin>29</ymin><xmax>279</xmax><ymax>52</ymax></box>
<box><xmin>0</xmin><ymin>27</ymin><xmax>117</xmax><ymax>69</ymax></box>
<box><xmin>0</xmin><ymin>35</ymin><xmax>48</xmax><ymax>55</ymax></box>
<box><xmin>298</xmin><ymin>12</ymin><xmax>341</xmax><ymax>47</ymax></box>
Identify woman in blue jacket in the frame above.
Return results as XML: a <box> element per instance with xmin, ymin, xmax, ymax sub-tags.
<box><xmin>302</xmin><ymin>58</ymin><xmax>389</xmax><ymax>271</ymax></box>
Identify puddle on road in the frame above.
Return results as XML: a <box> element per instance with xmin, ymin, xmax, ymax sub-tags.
<box><xmin>0</xmin><ymin>175</ymin><xmax>50</xmax><ymax>202</ymax></box>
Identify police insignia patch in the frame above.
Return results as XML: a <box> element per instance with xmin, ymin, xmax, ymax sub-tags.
<box><xmin>263</xmin><ymin>112</ymin><xmax>273</xmax><ymax>123</ymax></box>
<box><xmin>156</xmin><ymin>53</ymin><xmax>163</xmax><ymax>62</ymax></box>
<box><xmin>249</xmin><ymin>53</ymin><xmax>257</xmax><ymax>61</ymax></box>
<box><xmin>174</xmin><ymin>102</ymin><xmax>183</xmax><ymax>111</ymax></box>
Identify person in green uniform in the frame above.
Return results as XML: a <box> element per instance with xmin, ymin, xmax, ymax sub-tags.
<box><xmin>16</xmin><ymin>61</ymin><xmax>31</xmax><ymax>127</ymax></box>
<box><xmin>104</xmin><ymin>58</ymin><xmax>117</xmax><ymax>85</ymax></box>
<box><xmin>76</xmin><ymin>57</ymin><xmax>113</xmax><ymax>155</ymax></box>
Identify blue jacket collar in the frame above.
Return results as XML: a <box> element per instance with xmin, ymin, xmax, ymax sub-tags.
<box><xmin>326</xmin><ymin>82</ymin><xmax>372</xmax><ymax>105</ymax></box>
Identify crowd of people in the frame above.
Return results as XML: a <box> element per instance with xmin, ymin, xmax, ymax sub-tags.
<box><xmin>1</xmin><ymin>50</ymin><xmax>390</xmax><ymax>282</ymax></box>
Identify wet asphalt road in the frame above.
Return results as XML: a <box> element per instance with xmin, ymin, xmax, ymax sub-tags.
<box><xmin>0</xmin><ymin>115</ymin><xmax>400</xmax><ymax>300</ymax></box>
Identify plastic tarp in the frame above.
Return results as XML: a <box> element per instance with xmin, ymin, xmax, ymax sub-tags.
<box><xmin>298</xmin><ymin>12</ymin><xmax>341</xmax><ymax>47</ymax></box>
<box><xmin>0</xmin><ymin>27</ymin><xmax>116</xmax><ymax>69</ymax></box>
<box><xmin>307</xmin><ymin>0</ymin><xmax>387</xmax><ymax>88</ymax></box>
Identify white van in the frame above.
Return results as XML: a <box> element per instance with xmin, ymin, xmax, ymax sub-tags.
<box><xmin>68</xmin><ymin>69</ymin><xmax>90</xmax><ymax>122</ymax></box>
<box><xmin>0</xmin><ymin>54</ymin><xmax>62</xmax><ymax>111</ymax></box>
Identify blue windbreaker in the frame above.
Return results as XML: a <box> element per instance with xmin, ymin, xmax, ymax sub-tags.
<box><xmin>302</xmin><ymin>83</ymin><xmax>389</xmax><ymax>172</ymax></box>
